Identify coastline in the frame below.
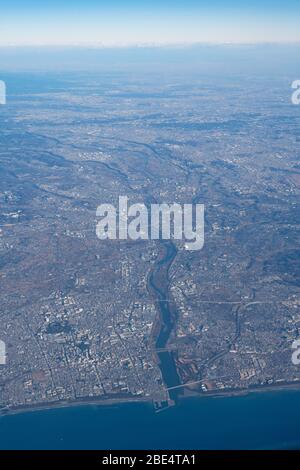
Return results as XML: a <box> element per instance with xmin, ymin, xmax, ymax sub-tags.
<box><xmin>2</xmin><ymin>380</ymin><xmax>300</xmax><ymax>419</ymax></box>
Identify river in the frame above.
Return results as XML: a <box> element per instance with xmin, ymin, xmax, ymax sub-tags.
<box><xmin>148</xmin><ymin>240</ymin><xmax>181</xmax><ymax>401</ymax></box>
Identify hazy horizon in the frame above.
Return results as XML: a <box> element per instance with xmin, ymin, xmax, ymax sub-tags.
<box><xmin>0</xmin><ymin>43</ymin><xmax>299</xmax><ymax>74</ymax></box>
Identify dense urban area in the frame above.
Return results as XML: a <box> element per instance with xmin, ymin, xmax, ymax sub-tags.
<box><xmin>0</xmin><ymin>71</ymin><xmax>299</xmax><ymax>413</ymax></box>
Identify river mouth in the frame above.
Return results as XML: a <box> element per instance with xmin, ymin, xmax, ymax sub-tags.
<box><xmin>148</xmin><ymin>241</ymin><xmax>181</xmax><ymax>401</ymax></box>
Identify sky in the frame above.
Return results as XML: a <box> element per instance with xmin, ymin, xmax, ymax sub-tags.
<box><xmin>0</xmin><ymin>0</ymin><xmax>300</xmax><ymax>46</ymax></box>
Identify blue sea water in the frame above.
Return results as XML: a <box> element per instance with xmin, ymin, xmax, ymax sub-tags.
<box><xmin>0</xmin><ymin>390</ymin><xmax>300</xmax><ymax>450</ymax></box>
